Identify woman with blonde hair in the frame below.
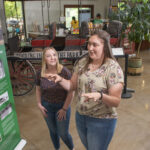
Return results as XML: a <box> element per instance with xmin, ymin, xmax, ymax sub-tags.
<box><xmin>36</xmin><ymin>47</ymin><xmax>75</xmax><ymax>150</ymax></box>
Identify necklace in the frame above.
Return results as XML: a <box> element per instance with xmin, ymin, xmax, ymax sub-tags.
<box><xmin>88</xmin><ymin>63</ymin><xmax>101</xmax><ymax>71</ymax></box>
<box><xmin>91</xmin><ymin>63</ymin><xmax>100</xmax><ymax>69</ymax></box>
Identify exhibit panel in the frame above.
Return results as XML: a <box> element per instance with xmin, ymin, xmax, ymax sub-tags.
<box><xmin>0</xmin><ymin>19</ymin><xmax>25</xmax><ymax>150</ymax></box>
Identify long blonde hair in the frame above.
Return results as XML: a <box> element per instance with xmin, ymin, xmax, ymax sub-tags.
<box><xmin>41</xmin><ymin>47</ymin><xmax>63</xmax><ymax>77</ymax></box>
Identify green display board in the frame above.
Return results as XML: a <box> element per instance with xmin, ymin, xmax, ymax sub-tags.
<box><xmin>0</xmin><ymin>20</ymin><xmax>21</xmax><ymax>150</ymax></box>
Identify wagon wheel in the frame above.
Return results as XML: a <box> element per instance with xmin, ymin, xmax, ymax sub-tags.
<box><xmin>7</xmin><ymin>56</ymin><xmax>36</xmax><ymax>96</ymax></box>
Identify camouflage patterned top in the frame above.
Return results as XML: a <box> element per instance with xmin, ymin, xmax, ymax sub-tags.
<box><xmin>74</xmin><ymin>56</ymin><xmax>124</xmax><ymax>118</ymax></box>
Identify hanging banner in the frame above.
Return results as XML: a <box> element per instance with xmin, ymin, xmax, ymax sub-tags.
<box><xmin>0</xmin><ymin>21</ymin><xmax>21</xmax><ymax>150</ymax></box>
<box><xmin>14</xmin><ymin>50</ymin><xmax>88</xmax><ymax>59</ymax></box>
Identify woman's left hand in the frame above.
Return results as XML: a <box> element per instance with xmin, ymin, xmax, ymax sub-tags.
<box><xmin>57</xmin><ymin>109</ymin><xmax>66</xmax><ymax>121</ymax></box>
<box><xmin>82</xmin><ymin>92</ymin><xmax>101</xmax><ymax>102</ymax></box>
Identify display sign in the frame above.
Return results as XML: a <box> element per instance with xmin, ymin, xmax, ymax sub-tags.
<box><xmin>0</xmin><ymin>22</ymin><xmax>22</xmax><ymax>149</ymax></box>
<box><xmin>112</xmin><ymin>48</ymin><xmax>124</xmax><ymax>56</ymax></box>
<box><xmin>14</xmin><ymin>50</ymin><xmax>88</xmax><ymax>59</ymax></box>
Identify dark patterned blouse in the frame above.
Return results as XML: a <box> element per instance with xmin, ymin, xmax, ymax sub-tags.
<box><xmin>36</xmin><ymin>67</ymin><xmax>71</xmax><ymax>103</ymax></box>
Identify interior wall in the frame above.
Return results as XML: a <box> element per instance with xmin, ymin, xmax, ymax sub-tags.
<box><xmin>25</xmin><ymin>0</ymin><xmax>110</xmax><ymax>32</ymax></box>
<box><xmin>95</xmin><ymin>0</ymin><xmax>109</xmax><ymax>19</ymax></box>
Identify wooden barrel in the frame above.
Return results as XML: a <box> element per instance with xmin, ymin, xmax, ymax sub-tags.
<box><xmin>128</xmin><ymin>66</ymin><xmax>143</xmax><ymax>75</ymax></box>
<box><xmin>128</xmin><ymin>57</ymin><xmax>142</xmax><ymax>68</ymax></box>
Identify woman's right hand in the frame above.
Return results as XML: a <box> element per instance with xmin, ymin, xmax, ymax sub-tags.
<box><xmin>47</xmin><ymin>74</ymin><xmax>63</xmax><ymax>83</ymax></box>
<box><xmin>38</xmin><ymin>103</ymin><xmax>48</xmax><ymax>117</ymax></box>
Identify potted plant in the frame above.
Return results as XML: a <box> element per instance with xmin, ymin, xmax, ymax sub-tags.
<box><xmin>112</xmin><ymin>0</ymin><xmax>150</xmax><ymax>74</ymax></box>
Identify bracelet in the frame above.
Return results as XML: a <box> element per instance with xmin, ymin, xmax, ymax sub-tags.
<box><xmin>99</xmin><ymin>90</ymin><xmax>103</xmax><ymax>100</ymax></box>
<box><xmin>62</xmin><ymin>107</ymin><xmax>67</xmax><ymax>112</ymax></box>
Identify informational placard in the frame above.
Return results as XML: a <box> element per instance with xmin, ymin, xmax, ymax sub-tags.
<box><xmin>0</xmin><ymin>22</ymin><xmax>21</xmax><ymax>150</ymax></box>
<box><xmin>112</xmin><ymin>47</ymin><xmax>124</xmax><ymax>56</ymax></box>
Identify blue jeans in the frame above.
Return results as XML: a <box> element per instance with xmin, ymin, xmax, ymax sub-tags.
<box><xmin>42</xmin><ymin>100</ymin><xmax>74</xmax><ymax>150</ymax></box>
<box><xmin>75</xmin><ymin>111</ymin><xmax>117</xmax><ymax>150</ymax></box>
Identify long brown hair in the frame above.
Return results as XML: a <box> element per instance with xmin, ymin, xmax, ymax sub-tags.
<box><xmin>41</xmin><ymin>47</ymin><xmax>63</xmax><ymax>77</ymax></box>
<box><xmin>81</xmin><ymin>30</ymin><xmax>115</xmax><ymax>73</ymax></box>
<box><xmin>93</xmin><ymin>30</ymin><xmax>115</xmax><ymax>61</ymax></box>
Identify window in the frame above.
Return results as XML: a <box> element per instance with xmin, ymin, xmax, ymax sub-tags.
<box><xmin>64</xmin><ymin>5</ymin><xmax>94</xmax><ymax>29</ymax></box>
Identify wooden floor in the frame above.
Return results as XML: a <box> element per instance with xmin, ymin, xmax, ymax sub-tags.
<box><xmin>14</xmin><ymin>50</ymin><xmax>150</xmax><ymax>150</ymax></box>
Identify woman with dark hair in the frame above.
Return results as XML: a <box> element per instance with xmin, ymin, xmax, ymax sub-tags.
<box><xmin>71</xmin><ymin>16</ymin><xmax>79</xmax><ymax>30</ymax></box>
<box><xmin>36</xmin><ymin>47</ymin><xmax>75</xmax><ymax>150</ymax></box>
<box><xmin>49</xmin><ymin>30</ymin><xmax>124</xmax><ymax>150</ymax></box>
